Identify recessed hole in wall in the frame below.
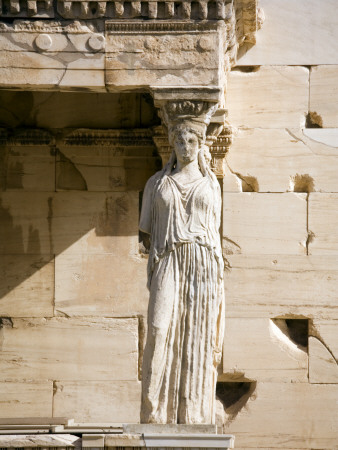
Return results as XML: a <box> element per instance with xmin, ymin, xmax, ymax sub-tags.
<box><xmin>290</xmin><ymin>173</ymin><xmax>314</xmax><ymax>193</ymax></box>
<box><xmin>272</xmin><ymin>318</ymin><xmax>309</xmax><ymax>351</ymax></box>
<box><xmin>306</xmin><ymin>111</ymin><xmax>323</xmax><ymax>128</ymax></box>
<box><xmin>240</xmin><ymin>175</ymin><xmax>259</xmax><ymax>192</ymax></box>
<box><xmin>232</xmin><ymin>66</ymin><xmax>261</xmax><ymax>73</ymax></box>
<box><xmin>207</xmin><ymin>2</ymin><xmax>217</xmax><ymax>19</ymax></box>
<box><xmin>190</xmin><ymin>1</ymin><xmax>199</xmax><ymax>19</ymax></box>
<box><xmin>216</xmin><ymin>381</ymin><xmax>256</xmax><ymax>423</ymax></box>
<box><xmin>89</xmin><ymin>1</ymin><xmax>97</xmax><ymax>15</ymax></box>
<box><xmin>0</xmin><ymin>317</ymin><xmax>13</xmax><ymax>328</ymax></box>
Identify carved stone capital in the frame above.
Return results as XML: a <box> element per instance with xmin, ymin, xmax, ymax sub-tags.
<box><xmin>151</xmin><ymin>92</ymin><xmax>231</xmax><ymax>178</ymax></box>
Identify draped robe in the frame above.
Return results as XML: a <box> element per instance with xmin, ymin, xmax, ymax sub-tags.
<box><xmin>140</xmin><ymin>169</ymin><xmax>224</xmax><ymax>424</ymax></box>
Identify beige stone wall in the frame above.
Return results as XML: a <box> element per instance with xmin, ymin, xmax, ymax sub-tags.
<box><xmin>0</xmin><ymin>1</ymin><xmax>338</xmax><ymax>448</ymax></box>
<box><xmin>218</xmin><ymin>0</ymin><xmax>338</xmax><ymax>448</ymax></box>
<box><xmin>0</xmin><ymin>91</ymin><xmax>160</xmax><ymax>423</ymax></box>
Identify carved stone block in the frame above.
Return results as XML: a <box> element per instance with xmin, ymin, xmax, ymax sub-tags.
<box><xmin>226</xmin><ymin>66</ymin><xmax>309</xmax><ymax>128</ymax></box>
<box><xmin>53</xmin><ymin>381</ymin><xmax>141</xmax><ymax>422</ymax></box>
<box><xmin>0</xmin><ymin>144</ymin><xmax>55</xmax><ymax>191</ymax></box>
<box><xmin>51</xmin><ymin>191</ymin><xmax>139</xmax><ymax>255</ymax></box>
<box><xmin>0</xmin><ymin>192</ymin><xmax>52</xmax><ymax>255</ymax></box>
<box><xmin>225</xmin><ymin>255</ymin><xmax>338</xmax><ymax>319</ymax></box>
<box><xmin>0</xmin><ymin>381</ymin><xmax>53</xmax><ymax>419</ymax></box>
<box><xmin>0</xmin><ymin>255</ymin><xmax>54</xmax><ymax>317</ymax></box>
<box><xmin>0</xmin><ymin>317</ymin><xmax>139</xmax><ymax>381</ymax></box>
<box><xmin>238</xmin><ymin>0</ymin><xmax>338</xmax><ymax>65</ymax></box>
<box><xmin>225</xmin><ymin>128</ymin><xmax>338</xmax><ymax>193</ymax></box>
<box><xmin>310</xmin><ymin>65</ymin><xmax>338</xmax><ymax>128</ymax></box>
<box><xmin>105</xmin><ymin>22</ymin><xmax>226</xmax><ymax>89</ymax></box>
<box><xmin>222</xmin><ymin>193</ymin><xmax>307</xmax><ymax>255</ymax></box>
<box><xmin>54</xmin><ymin>253</ymin><xmax>148</xmax><ymax>316</ymax></box>
<box><xmin>222</xmin><ymin>383</ymin><xmax>338</xmax><ymax>448</ymax></box>
<box><xmin>309</xmin><ymin>319</ymin><xmax>338</xmax><ymax>383</ymax></box>
<box><xmin>222</xmin><ymin>318</ymin><xmax>308</xmax><ymax>382</ymax></box>
<box><xmin>308</xmin><ymin>193</ymin><xmax>338</xmax><ymax>255</ymax></box>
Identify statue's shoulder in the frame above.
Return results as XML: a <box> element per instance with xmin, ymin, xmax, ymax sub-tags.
<box><xmin>144</xmin><ymin>170</ymin><xmax>165</xmax><ymax>190</ymax></box>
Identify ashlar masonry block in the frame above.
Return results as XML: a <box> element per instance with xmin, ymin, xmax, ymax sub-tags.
<box><xmin>52</xmin><ymin>191</ymin><xmax>139</xmax><ymax>255</ymax></box>
<box><xmin>53</xmin><ymin>380</ymin><xmax>141</xmax><ymax>423</ymax></box>
<box><xmin>0</xmin><ymin>145</ymin><xmax>55</xmax><ymax>192</ymax></box>
<box><xmin>0</xmin><ymin>192</ymin><xmax>52</xmax><ymax>255</ymax></box>
<box><xmin>0</xmin><ymin>317</ymin><xmax>139</xmax><ymax>381</ymax></box>
<box><xmin>222</xmin><ymin>382</ymin><xmax>338</xmax><ymax>449</ymax></box>
<box><xmin>310</xmin><ymin>66</ymin><xmax>338</xmax><ymax>128</ymax></box>
<box><xmin>309</xmin><ymin>319</ymin><xmax>338</xmax><ymax>383</ymax></box>
<box><xmin>55</xmin><ymin>253</ymin><xmax>148</xmax><ymax>316</ymax></box>
<box><xmin>225</xmin><ymin>128</ymin><xmax>338</xmax><ymax>193</ymax></box>
<box><xmin>222</xmin><ymin>193</ymin><xmax>307</xmax><ymax>255</ymax></box>
<box><xmin>222</xmin><ymin>318</ymin><xmax>308</xmax><ymax>382</ymax></box>
<box><xmin>237</xmin><ymin>0</ymin><xmax>338</xmax><ymax>66</ymax></box>
<box><xmin>226</xmin><ymin>66</ymin><xmax>309</xmax><ymax>128</ymax></box>
<box><xmin>0</xmin><ymin>381</ymin><xmax>53</xmax><ymax>418</ymax></box>
<box><xmin>308</xmin><ymin>193</ymin><xmax>338</xmax><ymax>255</ymax></box>
<box><xmin>0</xmin><ymin>255</ymin><xmax>54</xmax><ymax>317</ymax></box>
<box><xmin>225</xmin><ymin>255</ymin><xmax>338</xmax><ymax>319</ymax></box>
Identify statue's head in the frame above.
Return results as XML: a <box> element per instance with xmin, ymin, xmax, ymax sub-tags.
<box><xmin>168</xmin><ymin>120</ymin><xmax>206</xmax><ymax>164</ymax></box>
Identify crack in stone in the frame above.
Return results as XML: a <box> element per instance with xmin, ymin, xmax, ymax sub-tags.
<box><xmin>309</xmin><ymin>326</ymin><xmax>338</xmax><ymax>366</ymax></box>
<box><xmin>225</xmin><ymin>159</ymin><xmax>258</xmax><ymax>192</ymax></box>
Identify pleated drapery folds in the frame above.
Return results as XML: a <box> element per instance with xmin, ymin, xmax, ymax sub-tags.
<box><xmin>140</xmin><ymin>172</ymin><xmax>224</xmax><ymax>424</ymax></box>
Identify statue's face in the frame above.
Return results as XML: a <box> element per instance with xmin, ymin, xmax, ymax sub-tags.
<box><xmin>172</xmin><ymin>128</ymin><xmax>200</xmax><ymax>164</ymax></box>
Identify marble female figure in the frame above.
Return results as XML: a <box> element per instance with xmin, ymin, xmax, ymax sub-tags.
<box><xmin>140</xmin><ymin>118</ymin><xmax>225</xmax><ymax>424</ymax></box>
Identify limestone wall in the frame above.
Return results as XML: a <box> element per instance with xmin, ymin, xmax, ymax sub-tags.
<box><xmin>219</xmin><ymin>0</ymin><xmax>338</xmax><ymax>447</ymax></box>
<box><xmin>0</xmin><ymin>0</ymin><xmax>337</xmax><ymax>448</ymax></box>
<box><xmin>0</xmin><ymin>91</ymin><xmax>160</xmax><ymax>423</ymax></box>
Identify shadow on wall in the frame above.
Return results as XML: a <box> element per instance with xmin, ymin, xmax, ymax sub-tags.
<box><xmin>0</xmin><ymin>90</ymin><xmax>161</xmax><ymax>312</ymax></box>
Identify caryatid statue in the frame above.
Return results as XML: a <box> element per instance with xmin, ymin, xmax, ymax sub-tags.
<box><xmin>140</xmin><ymin>101</ymin><xmax>225</xmax><ymax>424</ymax></box>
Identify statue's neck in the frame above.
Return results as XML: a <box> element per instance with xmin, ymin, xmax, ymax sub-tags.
<box><xmin>171</xmin><ymin>159</ymin><xmax>202</xmax><ymax>181</ymax></box>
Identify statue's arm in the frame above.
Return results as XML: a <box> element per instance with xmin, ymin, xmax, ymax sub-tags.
<box><xmin>139</xmin><ymin>172</ymin><xmax>160</xmax><ymax>248</ymax></box>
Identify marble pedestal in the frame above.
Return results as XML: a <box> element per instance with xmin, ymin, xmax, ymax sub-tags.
<box><xmin>0</xmin><ymin>424</ymin><xmax>235</xmax><ymax>450</ymax></box>
<box><xmin>102</xmin><ymin>424</ymin><xmax>235</xmax><ymax>450</ymax></box>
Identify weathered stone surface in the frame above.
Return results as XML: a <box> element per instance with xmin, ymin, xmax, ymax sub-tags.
<box><xmin>0</xmin><ymin>192</ymin><xmax>52</xmax><ymax>254</ymax></box>
<box><xmin>0</xmin><ymin>318</ymin><xmax>138</xmax><ymax>381</ymax></box>
<box><xmin>0</xmin><ymin>381</ymin><xmax>52</xmax><ymax>418</ymax></box>
<box><xmin>0</xmin><ymin>29</ymin><xmax>103</xmax><ymax>53</ymax></box>
<box><xmin>0</xmin><ymin>51</ymin><xmax>104</xmax><ymax>71</ymax></box>
<box><xmin>105</xmin><ymin>22</ymin><xmax>226</xmax><ymax>89</ymax></box>
<box><xmin>304</xmin><ymin>128</ymin><xmax>338</xmax><ymax>147</ymax></box>
<box><xmin>52</xmin><ymin>191</ymin><xmax>139</xmax><ymax>255</ymax></box>
<box><xmin>0</xmin><ymin>434</ymin><xmax>81</xmax><ymax>448</ymax></box>
<box><xmin>0</xmin><ymin>91</ymin><xmax>154</xmax><ymax>129</ymax></box>
<box><xmin>309</xmin><ymin>320</ymin><xmax>338</xmax><ymax>383</ymax></box>
<box><xmin>106</xmin><ymin>68</ymin><xmax>220</xmax><ymax>90</ymax></box>
<box><xmin>226</xmin><ymin>66</ymin><xmax>308</xmax><ymax>128</ymax></box>
<box><xmin>0</xmin><ymin>145</ymin><xmax>55</xmax><ymax>191</ymax></box>
<box><xmin>308</xmin><ymin>193</ymin><xmax>338</xmax><ymax>254</ymax></box>
<box><xmin>56</xmin><ymin>144</ymin><xmax>159</xmax><ymax>192</ymax></box>
<box><xmin>310</xmin><ymin>66</ymin><xmax>338</xmax><ymax>128</ymax></box>
<box><xmin>53</xmin><ymin>381</ymin><xmax>141</xmax><ymax>423</ymax></box>
<box><xmin>222</xmin><ymin>318</ymin><xmax>308</xmax><ymax>382</ymax></box>
<box><xmin>225</xmin><ymin>128</ymin><xmax>338</xmax><ymax>193</ymax></box>
<box><xmin>222</xmin><ymin>383</ymin><xmax>338</xmax><ymax>448</ymax></box>
<box><xmin>123</xmin><ymin>424</ymin><xmax>217</xmax><ymax>435</ymax></box>
<box><xmin>0</xmin><ymin>255</ymin><xmax>54</xmax><ymax>317</ymax></box>
<box><xmin>55</xmin><ymin>253</ymin><xmax>148</xmax><ymax>316</ymax></box>
<box><xmin>225</xmin><ymin>255</ymin><xmax>338</xmax><ymax>319</ymax></box>
<box><xmin>105</xmin><ymin>434</ymin><xmax>145</xmax><ymax>447</ymax></box>
<box><xmin>222</xmin><ymin>193</ymin><xmax>307</xmax><ymax>255</ymax></box>
<box><xmin>237</xmin><ymin>0</ymin><xmax>338</xmax><ymax>65</ymax></box>
<box><xmin>0</xmin><ymin>68</ymin><xmax>105</xmax><ymax>89</ymax></box>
